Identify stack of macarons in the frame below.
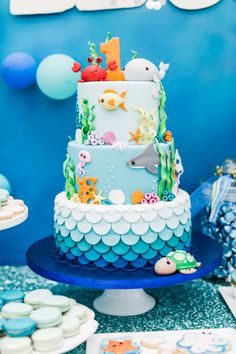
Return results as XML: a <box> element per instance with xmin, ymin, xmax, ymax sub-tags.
<box><xmin>0</xmin><ymin>289</ymin><xmax>89</xmax><ymax>353</ymax></box>
<box><xmin>0</xmin><ymin>189</ymin><xmax>26</xmax><ymax>221</ymax></box>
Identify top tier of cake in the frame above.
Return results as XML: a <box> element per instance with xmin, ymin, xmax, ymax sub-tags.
<box><xmin>77</xmin><ymin>81</ymin><xmax>159</xmax><ymax>144</ymax></box>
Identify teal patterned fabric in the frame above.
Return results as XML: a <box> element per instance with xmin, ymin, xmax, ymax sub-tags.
<box><xmin>0</xmin><ymin>266</ymin><xmax>235</xmax><ymax>354</ymax></box>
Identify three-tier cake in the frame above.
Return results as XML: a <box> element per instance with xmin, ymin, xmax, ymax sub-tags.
<box><xmin>53</xmin><ymin>35</ymin><xmax>192</xmax><ymax>270</ymax></box>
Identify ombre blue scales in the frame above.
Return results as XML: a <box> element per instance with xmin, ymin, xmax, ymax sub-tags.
<box><xmin>54</xmin><ymin>190</ymin><xmax>192</xmax><ymax>270</ymax></box>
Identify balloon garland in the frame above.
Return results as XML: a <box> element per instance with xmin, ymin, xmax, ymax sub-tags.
<box><xmin>1</xmin><ymin>52</ymin><xmax>80</xmax><ymax>100</ymax></box>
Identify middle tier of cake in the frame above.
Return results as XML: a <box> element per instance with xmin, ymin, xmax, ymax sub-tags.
<box><xmin>68</xmin><ymin>141</ymin><xmax>161</xmax><ymax>203</ymax></box>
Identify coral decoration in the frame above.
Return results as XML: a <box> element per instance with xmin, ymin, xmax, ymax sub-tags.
<box><xmin>128</xmin><ymin>128</ymin><xmax>143</xmax><ymax>144</ymax></box>
<box><xmin>84</xmin><ymin>130</ymin><xmax>105</xmax><ymax>146</ymax></box>
<box><xmin>81</xmin><ymin>99</ymin><xmax>96</xmax><ymax>144</ymax></box>
<box><xmin>141</xmin><ymin>192</ymin><xmax>160</xmax><ymax>204</ymax></box>
<box><xmin>131</xmin><ymin>190</ymin><xmax>144</xmax><ymax>204</ymax></box>
<box><xmin>103</xmin><ymin>339</ymin><xmax>137</xmax><ymax>354</ymax></box>
<box><xmin>77</xmin><ymin>176</ymin><xmax>97</xmax><ymax>203</ymax></box>
<box><xmin>164</xmin><ymin>130</ymin><xmax>172</xmax><ymax>142</ymax></box>
<box><xmin>63</xmin><ymin>153</ymin><xmax>76</xmax><ymax>200</ymax></box>
<box><xmin>133</xmin><ymin>106</ymin><xmax>157</xmax><ymax>144</ymax></box>
<box><xmin>162</xmin><ymin>191</ymin><xmax>176</xmax><ymax>201</ymax></box>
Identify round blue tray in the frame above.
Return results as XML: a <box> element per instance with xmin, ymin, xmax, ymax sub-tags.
<box><xmin>26</xmin><ymin>232</ymin><xmax>222</xmax><ymax>290</ymax></box>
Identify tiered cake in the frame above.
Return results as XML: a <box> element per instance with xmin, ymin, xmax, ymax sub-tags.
<box><xmin>54</xmin><ymin>36</ymin><xmax>191</xmax><ymax>270</ymax></box>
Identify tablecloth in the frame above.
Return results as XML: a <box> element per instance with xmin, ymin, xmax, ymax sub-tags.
<box><xmin>0</xmin><ymin>266</ymin><xmax>235</xmax><ymax>353</ymax></box>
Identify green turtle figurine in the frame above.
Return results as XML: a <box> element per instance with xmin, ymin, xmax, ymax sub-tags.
<box><xmin>154</xmin><ymin>250</ymin><xmax>201</xmax><ymax>275</ymax></box>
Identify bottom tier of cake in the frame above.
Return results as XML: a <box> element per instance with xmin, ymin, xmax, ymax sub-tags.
<box><xmin>54</xmin><ymin>190</ymin><xmax>192</xmax><ymax>270</ymax></box>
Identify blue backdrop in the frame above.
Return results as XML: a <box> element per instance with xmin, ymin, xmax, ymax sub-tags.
<box><xmin>0</xmin><ymin>0</ymin><xmax>235</xmax><ymax>265</ymax></box>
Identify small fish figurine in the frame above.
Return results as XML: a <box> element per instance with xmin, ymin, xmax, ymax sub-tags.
<box><xmin>98</xmin><ymin>89</ymin><xmax>127</xmax><ymax>111</ymax></box>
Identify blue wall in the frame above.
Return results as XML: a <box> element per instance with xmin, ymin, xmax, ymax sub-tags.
<box><xmin>0</xmin><ymin>1</ymin><xmax>235</xmax><ymax>264</ymax></box>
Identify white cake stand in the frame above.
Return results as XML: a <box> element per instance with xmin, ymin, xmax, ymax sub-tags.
<box><xmin>0</xmin><ymin>206</ymin><xmax>28</xmax><ymax>231</ymax></box>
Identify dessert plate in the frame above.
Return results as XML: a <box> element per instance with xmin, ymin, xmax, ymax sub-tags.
<box><xmin>219</xmin><ymin>286</ymin><xmax>236</xmax><ymax>319</ymax></box>
<box><xmin>86</xmin><ymin>328</ymin><xmax>236</xmax><ymax>353</ymax></box>
<box><xmin>0</xmin><ymin>206</ymin><xmax>28</xmax><ymax>231</ymax></box>
<box><xmin>32</xmin><ymin>308</ymin><xmax>98</xmax><ymax>354</ymax></box>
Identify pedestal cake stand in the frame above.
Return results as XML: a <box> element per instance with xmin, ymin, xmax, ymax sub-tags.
<box><xmin>26</xmin><ymin>231</ymin><xmax>221</xmax><ymax>316</ymax></box>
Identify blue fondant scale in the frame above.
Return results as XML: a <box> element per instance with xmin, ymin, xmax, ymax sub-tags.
<box><xmin>26</xmin><ymin>232</ymin><xmax>222</xmax><ymax>290</ymax></box>
<box><xmin>54</xmin><ymin>190</ymin><xmax>192</xmax><ymax>270</ymax></box>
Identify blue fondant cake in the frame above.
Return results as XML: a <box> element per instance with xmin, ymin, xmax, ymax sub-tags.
<box><xmin>53</xmin><ymin>35</ymin><xmax>192</xmax><ymax>271</ymax></box>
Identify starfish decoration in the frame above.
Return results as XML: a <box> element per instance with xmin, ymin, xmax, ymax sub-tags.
<box><xmin>103</xmin><ymin>339</ymin><xmax>137</xmax><ymax>354</ymax></box>
<box><xmin>128</xmin><ymin>128</ymin><xmax>143</xmax><ymax>144</ymax></box>
<box><xmin>111</xmin><ymin>142</ymin><xmax>127</xmax><ymax>152</ymax></box>
<box><xmin>91</xmin><ymin>190</ymin><xmax>107</xmax><ymax>205</ymax></box>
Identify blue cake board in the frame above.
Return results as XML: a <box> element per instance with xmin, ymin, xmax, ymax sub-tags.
<box><xmin>26</xmin><ymin>232</ymin><xmax>222</xmax><ymax>290</ymax></box>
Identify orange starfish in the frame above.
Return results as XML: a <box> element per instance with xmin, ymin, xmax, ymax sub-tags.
<box><xmin>128</xmin><ymin>128</ymin><xmax>143</xmax><ymax>144</ymax></box>
<box><xmin>103</xmin><ymin>339</ymin><xmax>137</xmax><ymax>353</ymax></box>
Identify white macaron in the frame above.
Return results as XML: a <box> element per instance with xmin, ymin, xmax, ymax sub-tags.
<box><xmin>30</xmin><ymin>307</ymin><xmax>62</xmax><ymax>328</ymax></box>
<box><xmin>65</xmin><ymin>304</ymin><xmax>88</xmax><ymax>324</ymax></box>
<box><xmin>1</xmin><ymin>336</ymin><xmax>33</xmax><ymax>354</ymax></box>
<box><xmin>40</xmin><ymin>295</ymin><xmax>71</xmax><ymax>313</ymax></box>
<box><xmin>24</xmin><ymin>289</ymin><xmax>53</xmax><ymax>309</ymax></box>
<box><xmin>32</xmin><ymin>328</ymin><xmax>63</xmax><ymax>352</ymax></box>
<box><xmin>1</xmin><ymin>303</ymin><xmax>33</xmax><ymax>319</ymax></box>
<box><xmin>59</xmin><ymin>315</ymin><xmax>80</xmax><ymax>338</ymax></box>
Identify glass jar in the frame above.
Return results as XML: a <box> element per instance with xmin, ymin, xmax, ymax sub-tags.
<box><xmin>201</xmin><ymin>159</ymin><xmax>236</xmax><ymax>279</ymax></box>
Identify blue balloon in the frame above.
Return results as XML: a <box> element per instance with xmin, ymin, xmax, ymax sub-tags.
<box><xmin>36</xmin><ymin>54</ymin><xmax>80</xmax><ymax>100</ymax></box>
<box><xmin>1</xmin><ymin>52</ymin><xmax>37</xmax><ymax>89</ymax></box>
<box><xmin>0</xmin><ymin>174</ymin><xmax>11</xmax><ymax>193</ymax></box>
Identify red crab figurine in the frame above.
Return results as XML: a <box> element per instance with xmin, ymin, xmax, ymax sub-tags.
<box><xmin>72</xmin><ymin>57</ymin><xmax>117</xmax><ymax>82</ymax></box>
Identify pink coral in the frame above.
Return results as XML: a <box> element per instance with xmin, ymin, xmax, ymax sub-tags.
<box><xmin>141</xmin><ymin>192</ymin><xmax>160</xmax><ymax>204</ymax></box>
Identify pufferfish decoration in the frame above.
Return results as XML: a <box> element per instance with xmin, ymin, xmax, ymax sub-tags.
<box><xmin>98</xmin><ymin>89</ymin><xmax>128</xmax><ymax>111</ymax></box>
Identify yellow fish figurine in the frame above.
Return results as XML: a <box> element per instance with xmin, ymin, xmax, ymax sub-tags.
<box><xmin>98</xmin><ymin>89</ymin><xmax>127</xmax><ymax>111</ymax></box>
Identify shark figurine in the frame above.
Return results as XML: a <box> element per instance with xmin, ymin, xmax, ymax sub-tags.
<box><xmin>127</xmin><ymin>144</ymin><xmax>160</xmax><ymax>175</ymax></box>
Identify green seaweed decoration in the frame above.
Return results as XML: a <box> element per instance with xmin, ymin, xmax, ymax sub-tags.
<box><xmin>76</xmin><ymin>99</ymin><xmax>82</xmax><ymax>129</ymax></box>
<box><xmin>158</xmin><ymin>82</ymin><xmax>167</xmax><ymax>139</ymax></box>
<box><xmin>63</xmin><ymin>153</ymin><xmax>76</xmax><ymax>200</ymax></box>
<box><xmin>106</xmin><ymin>31</ymin><xmax>112</xmax><ymax>42</ymax></box>
<box><xmin>131</xmin><ymin>49</ymin><xmax>138</xmax><ymax>60</ymax></box>
<box><xmin>81</xmin><ymin>98</ymin><xmax>96</xmax><ymax>143</ymax></box>
<box><xmin>88</xmin><ymin>41</ymin><xmax>98</xmax><ymax>64</ymax></box>
<box><xmin>156</xmin><ymin>139</ymin><xmax>176</xmax><ymax>199</ymax></box>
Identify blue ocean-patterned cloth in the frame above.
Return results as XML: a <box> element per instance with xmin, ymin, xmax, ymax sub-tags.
<box><xmin>0</xmin><ymin>266</ymin><xmax>235</xmax><ymax>354</ymax></box>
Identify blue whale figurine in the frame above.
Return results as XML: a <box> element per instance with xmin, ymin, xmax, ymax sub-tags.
<box><xmin>124</xmin><ymin>58</ymin><xmax>169</xmax><ymax>81</ymax></box>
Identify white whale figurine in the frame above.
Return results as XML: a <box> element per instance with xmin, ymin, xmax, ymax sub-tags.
<box><xmin>124</xmin><ymin>58</ymin><xmax>169</xmax><ymax>81</ymax></box>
